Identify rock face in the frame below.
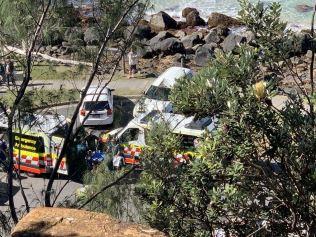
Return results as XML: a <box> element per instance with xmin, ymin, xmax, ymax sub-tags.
<box><xmin>186</xmin><ymin>11</ymin><xmax>206</xmax><ymax>27</ymax></box>
<box><xmin>149</xmin><ymin>11</ymin><xmax>177</xmax><ymax>32</ymax></box>
<box><xmin>153</xmin><ymin>38</ymin><xmax>185</xmax><ymax>55</ymax></box>
<box><xmin>182</xmin><ymin>7</ymin><xmax>198</xmax><ymax>17</ymax></box>
<box><xmin>11</xmin><ymin>207</ymin><xmax>166</xmax><ymax>237</ymax></box>
<box><xmin>222</xmin><ymin>34</ymin><xmax>247</xmax><ymax>52</ymax></box>
<box><xmin>194</xmin><ymin>45</ymin><xmax>214</xmax><ymax>66</ymax></box>
<box><xmin>181</xmin><ymin>34</ymin><xmax>202</xmax><ymax>49</ymax></box>
<box><xmin>207</xmin><ymin>12</ymin><xmax>242</xmax><ymax>28</ymax></box>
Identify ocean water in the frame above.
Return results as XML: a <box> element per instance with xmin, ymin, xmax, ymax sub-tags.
<box><xmin>150</xmin><ymin>0</ymin><xmax>314</xmax><ymax>28</ymax></box>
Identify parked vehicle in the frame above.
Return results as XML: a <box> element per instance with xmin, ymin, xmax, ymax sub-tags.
<box><xmin>133</xmin><ymin>67</ymin><xmax>193</xmax><ymax>117</ymax></box>
<box><xmin>79</xmin><ymin>86</ymin><xmax>114</xmax><ymax>126</ymax></box>
<box><xmin>0</xmin><ymin>112</ymin><xmax>69</xmax><ymax>175</ymax></box>
<box><xmin>108</xmin><ymin>110</ymin><xmax>217</xmax><ymax>168</ymax></box>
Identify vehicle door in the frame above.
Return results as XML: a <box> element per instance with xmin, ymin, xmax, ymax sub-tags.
<box><xmin>51</xmin><ymin>136</ymin><xmax>68</xmax><ymax>175</ymax></box>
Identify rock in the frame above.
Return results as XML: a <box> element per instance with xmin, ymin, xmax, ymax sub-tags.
<box><xmin>138</xmin><ymin>44</ymin><xmax>154</xmax><ymax>59</ymax></box>
<box><xmin>174</xmin><ymin>30</ymin><xmax>186</xmax><ymax>38</ymax></box>
<box><xmin>295</xmin><ymin>4</ymin><xmax>313</xmax><ymax>13</ymax></box>
<box><xmin>84</xmin><ymin>27</ymin><xmax>101</xmax><ymax>45</ymax></box>
<box><xmin>39</xmin><ymin>46</ymin><xmax>46</xmax><ymax>53</ymax></box>
<box><xmin>45</xmin><ymin>45</ymin><xmax>52</xmax><ymax>52</ymax></box>
<box><xmin>11</xmin><ymin>207</ymin><xmax>166</xmax><ymax>237</ymax></box>
<box><xmin>149</xmin><ymin>11</ymin><xmax>178</xmax><ymax>32</ymax></box>
<box><xmin>51</xmin><ymin>46</ymin><xmax>59</xmax><ymax>51</ymax></box>
<box><xmin>182</xmin><ymin>7</ymin><xmax>199</xmax><ymax>18</ymax></box>
<box><xmin>242</xmin><ymin>31</ymin><xmax>255</xmax><ymax>43</ymax></box>
<box><xmin>139</xmin><ymin>19</ymin><xmax>149</xmax><ymax>25</ymax></box>
<box><xmin>192</xmin><ymin>44</ymin><xmax>203</xmax><ymax>51</ymax></box>
<box><xmin>306</xmin><ymin>50</ymin><xmax>313</xmax><ymax>59</ymax></box>
<box><xmin>191</xmin><ymin>31</ymin><xmax>204</xmax><ymax>39</ymax></box>
<box><xmin>207</xmin><ymin>12</ymin><xmax>242</xmax><ymax>29</ymax></box>
<box><xmin>204</xmin><ymin>29</ymin><xmax>221</xmax><ymax>44</ymax></box>
<box><xmin>204</xmin><ymin>43</ymin><xmax>218</xmax><ymax>51</ymax></box>
<box><xmin>222</xmin><ymin>34</ymin><xmax>246</xmax><ymax>52</ymax></box>
<box><xmin>194</xmin><ymin>45</ymin><xmax>214</xmax><ymax>66</ymax></box>
<box><xmin>126</xmin><ymin>25</ymin><xmax>153</xmax><ymax>40</ymax></box>
<box><xmin>181</xmin><ymin>34</ymin><xmax>202</xmax><ymax>49</ymax></box>
<box><xmin>186</xmin><ymin>11</ymin><xmax>206</xmax><ymax>27</ymax></box>
<box><xmin>177</xmin><ymin>21</ymin><xmax>187</xmax><ymax>29</ymax></box>
<box><xmin>153</xmin><ymin>37</ymin><xmax>185</xmax><ymax>55</ymax></box>
<box><xmin>149</xmin><ymin>31</ymin><xmax>174</xmax><ymax>46</ymax></box>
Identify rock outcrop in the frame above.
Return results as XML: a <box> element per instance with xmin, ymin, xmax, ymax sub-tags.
<box><xmin>149</xmin><ymin>11</ymin><xmax>177</xmax><ymax>32</ymax></box>
<box><xmin>207</xmin><ymin>12</ymin><xmax>242</xmax><ymax>28</ymax></box>
<box><xmin>11</xmin><ymin>207</ymin><xmax>166</xmax><ymax>237</ymax></box>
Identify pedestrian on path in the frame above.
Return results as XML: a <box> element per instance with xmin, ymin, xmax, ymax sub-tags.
<box><xmin>127</xmin><ymin>47</ymin><xmax>138</xmax><ymax>79</ymax></box>
<box><xmin>0</xmin><ymin>61</ymin><xmax>5</xmax><ymax>84</ymax></box>
<box><xmin>5</xmin><ymin>59</ymin><xmax>15</xmax><ymax>85</ymax></box>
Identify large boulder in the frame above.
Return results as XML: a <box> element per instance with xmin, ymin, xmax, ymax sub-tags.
<box><xmin>204</xmin><ymin>30</ymin><xmax>221</xmax><ymax>44</ymax></box>
<box><xmin>84</xmin><ymin>27</ymin><xmax>101</xmax><ymax>45</ymax></box>
<box><xmin>11</xmin><ymin>207</ymin><xmax>165</xmax><ymax>237</ymax></box>
<box><xmin>182</xmin><ymin>7</ymin><xmax>199</xmax><ymax>17</ymax></box>
<box><xmin>153</xmin><ymin>37</ymin><xmax>185</xmax><ymax>55</ymax></box>
<box><xmin>222</xmin><ymin>34</ymin><xmax>247</xmax><ymax>52</ymax></box>
<box><xmin>149</xmin><ymin>31</ymin><xmax>174</xmax><ymax>46</ymax></box>
<box><xmin>186</xmin><ymin>11</ymin><xmax>206</xmax><ymax>27</ymax></box>
<box><xmin>181</xmin><ymin>34</ymin><xmax>202</xmax><ymax>49</ymax></box>
<box><xmin>194</xmin><ymin>45</ymin><xmax>214</xmax><ymax>66</ymax></box>
<box><xmin>125</xmin><ymin>25</ymin><xmax>154</xmax><ymax>40</ymax></box>
<box><xmin>149</xmin><ymin>11</ymin><xmax>178</xmax><ymax>32</ymax></box>
<box><xmin>207</xmin><ymin>13</ymin><xmax>242</xmax><ymax>29</ymax></box>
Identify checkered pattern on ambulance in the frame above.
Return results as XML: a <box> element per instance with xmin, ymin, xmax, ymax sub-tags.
<box><xmin>122</xmin><ymin>145</ymin><xmax>142</xmax><ymax>165</ymax></box>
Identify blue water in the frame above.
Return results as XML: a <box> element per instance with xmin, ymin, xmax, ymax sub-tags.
<box><xmin>150</xmin><ymin>0</ymin><xmax>314</xmax><ymax>28</ymax></box>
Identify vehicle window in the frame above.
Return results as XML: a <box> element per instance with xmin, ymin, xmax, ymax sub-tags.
<box><xmin>13</xmin><ymin>133</ymin><xmax>45</xmax><ymax>153</ymax></box>
<box><xmin>145</xmin><ymin>86</ymin><xmax>171</xmax><ymax>101</ymax></box>
<box><xmin>84</xmin><ymin>101</ymin><xmax>110</xmax><ymax>111</ymax></box>
<box><xmin>119</xmin><ymin>128</ymin><xmax>140</xmax><ymax>143</ymax></box>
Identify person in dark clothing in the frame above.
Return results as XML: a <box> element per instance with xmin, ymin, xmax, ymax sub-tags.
<box><xmin>85</xmin><ymin>131</ymin><xmax>99</xmax><ymax>151</ymax></box>
<box><xmin>0</xmin><ymin>62</ymin><xmax>5</xmax><ymax>84</ymax></box>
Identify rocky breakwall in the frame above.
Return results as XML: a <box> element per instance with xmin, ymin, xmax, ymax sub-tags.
<box><xmin>11</xmin><ymin>207</ymin><xmax>166</xmax><ymax>237</ymax></box>
<box><xmin>131</xmin><ymin>8</ymin><xmax>313</xmax><ymax>76</ymax></box>
<box><xmin>131</xmin><ymin>8</ymin><xmax>246</xmax><ymax>70</ymax></box>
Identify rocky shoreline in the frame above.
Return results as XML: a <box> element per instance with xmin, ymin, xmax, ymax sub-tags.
<box><xmin>130</xmin><ymin>8</ymin><xmax>315</xmax><ymax>93</ymax></box>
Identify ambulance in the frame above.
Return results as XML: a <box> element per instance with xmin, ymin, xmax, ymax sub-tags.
<box><xmin>109</xmin><ymin>110</ymin><xmax>217</xmax><ymax>167</ymax></box>
<box><xmin>0</xmin><ymin>112</ymin><xmax>69</xmax><ymax>175</ymax></box>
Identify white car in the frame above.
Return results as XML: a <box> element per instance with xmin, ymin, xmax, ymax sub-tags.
<box><xmin>133</xmin><ymin>67</ymin><xmax>193</xmax><ymax>117</ymax></box>
<box><xmin>79</xmin><ymin>86</ymin><xmax>114</xmax><ymax>126</ymax></box>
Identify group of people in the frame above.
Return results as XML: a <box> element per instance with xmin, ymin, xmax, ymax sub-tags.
<box><xmin>0</xmin><ymin>59</ymin><xmax>15</xmax><ymax>85</ymax></box>
<box><xmin>84</xmin><ymin>130</ymin><xmax>125</xmax><ymax>171</ymax></box>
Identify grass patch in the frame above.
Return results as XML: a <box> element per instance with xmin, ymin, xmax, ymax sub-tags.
<box><xmin>30</xmin><ymin>61</ymin><xmax>89</xmax><ymax>81</ymax></box>
<box><xmin>1</xmin><ymin>88</ymin><xmax>80</xmax><ymax>110</ymax></box>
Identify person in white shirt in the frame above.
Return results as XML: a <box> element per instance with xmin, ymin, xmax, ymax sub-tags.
<box><xmin>127</xmin><ymin>48</ymin><xmax>138</xmax><ymax>79</ymax></box>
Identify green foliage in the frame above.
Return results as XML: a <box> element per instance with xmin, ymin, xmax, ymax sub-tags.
<box><xmin>81</xmin><ymin>162</ymin><xmax>144</xmax><ymax>222</ymax></box>
<box><xmin>138</xmin><ymin>1</ymin><xmax>316</xmax><ymax>236</ymax></box>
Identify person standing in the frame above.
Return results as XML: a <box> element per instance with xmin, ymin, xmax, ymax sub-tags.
<box><xmin>5</xmin><ymin>59</ymin><xmax>15</xmax><ymax>85</ymax></box>
<box><xmin>127</xmin><ymin>47</ymin><xmax>138</xmax><ymax>79</ymax></box>
<box><xmin>0</xmin><ymin>61</ymin><xmax>5</xmax><ymax>84</ymax></box>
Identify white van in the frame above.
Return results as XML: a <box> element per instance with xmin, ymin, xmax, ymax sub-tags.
<box><xmin>133</xmin><ymin>67</ymin><xmax>193</xmax><ymax>117</ymax></box>
<box><xmin>79</xmin><ymin>86</ymin><xmax>114</xmax><ymax>126</ymax></box>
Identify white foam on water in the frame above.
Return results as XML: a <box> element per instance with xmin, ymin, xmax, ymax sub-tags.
<box><xmin>150</xmin><ymin>0</ymin><xmax>314</xmax><ymax>29</ymax></box>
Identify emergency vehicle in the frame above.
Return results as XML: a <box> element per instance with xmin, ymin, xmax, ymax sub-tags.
<box><xmin>0</xmin><ymin>112</ymin><xmax>69</xmax><ymax>175</ymax></box>
<box><xmin>109</xmin><ymin>110</ymin><xmax>217</xmax><ymax>167</ymax></box>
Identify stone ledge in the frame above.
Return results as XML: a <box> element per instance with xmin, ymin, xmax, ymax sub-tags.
<box><xmin>12</xmin><ymin>207</ymin><xmax>166</xmax><ymax>237</ymax></box>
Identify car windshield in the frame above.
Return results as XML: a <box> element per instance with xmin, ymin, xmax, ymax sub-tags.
<box><xmin>145</xmin><ymin>86</ymin><xmax>171</xmax><ymax>101</ymax></box>
<box><xmin>84</xmin><ymin>101</ymin><xmax>110</xmax><ymax>111</ymax></box>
